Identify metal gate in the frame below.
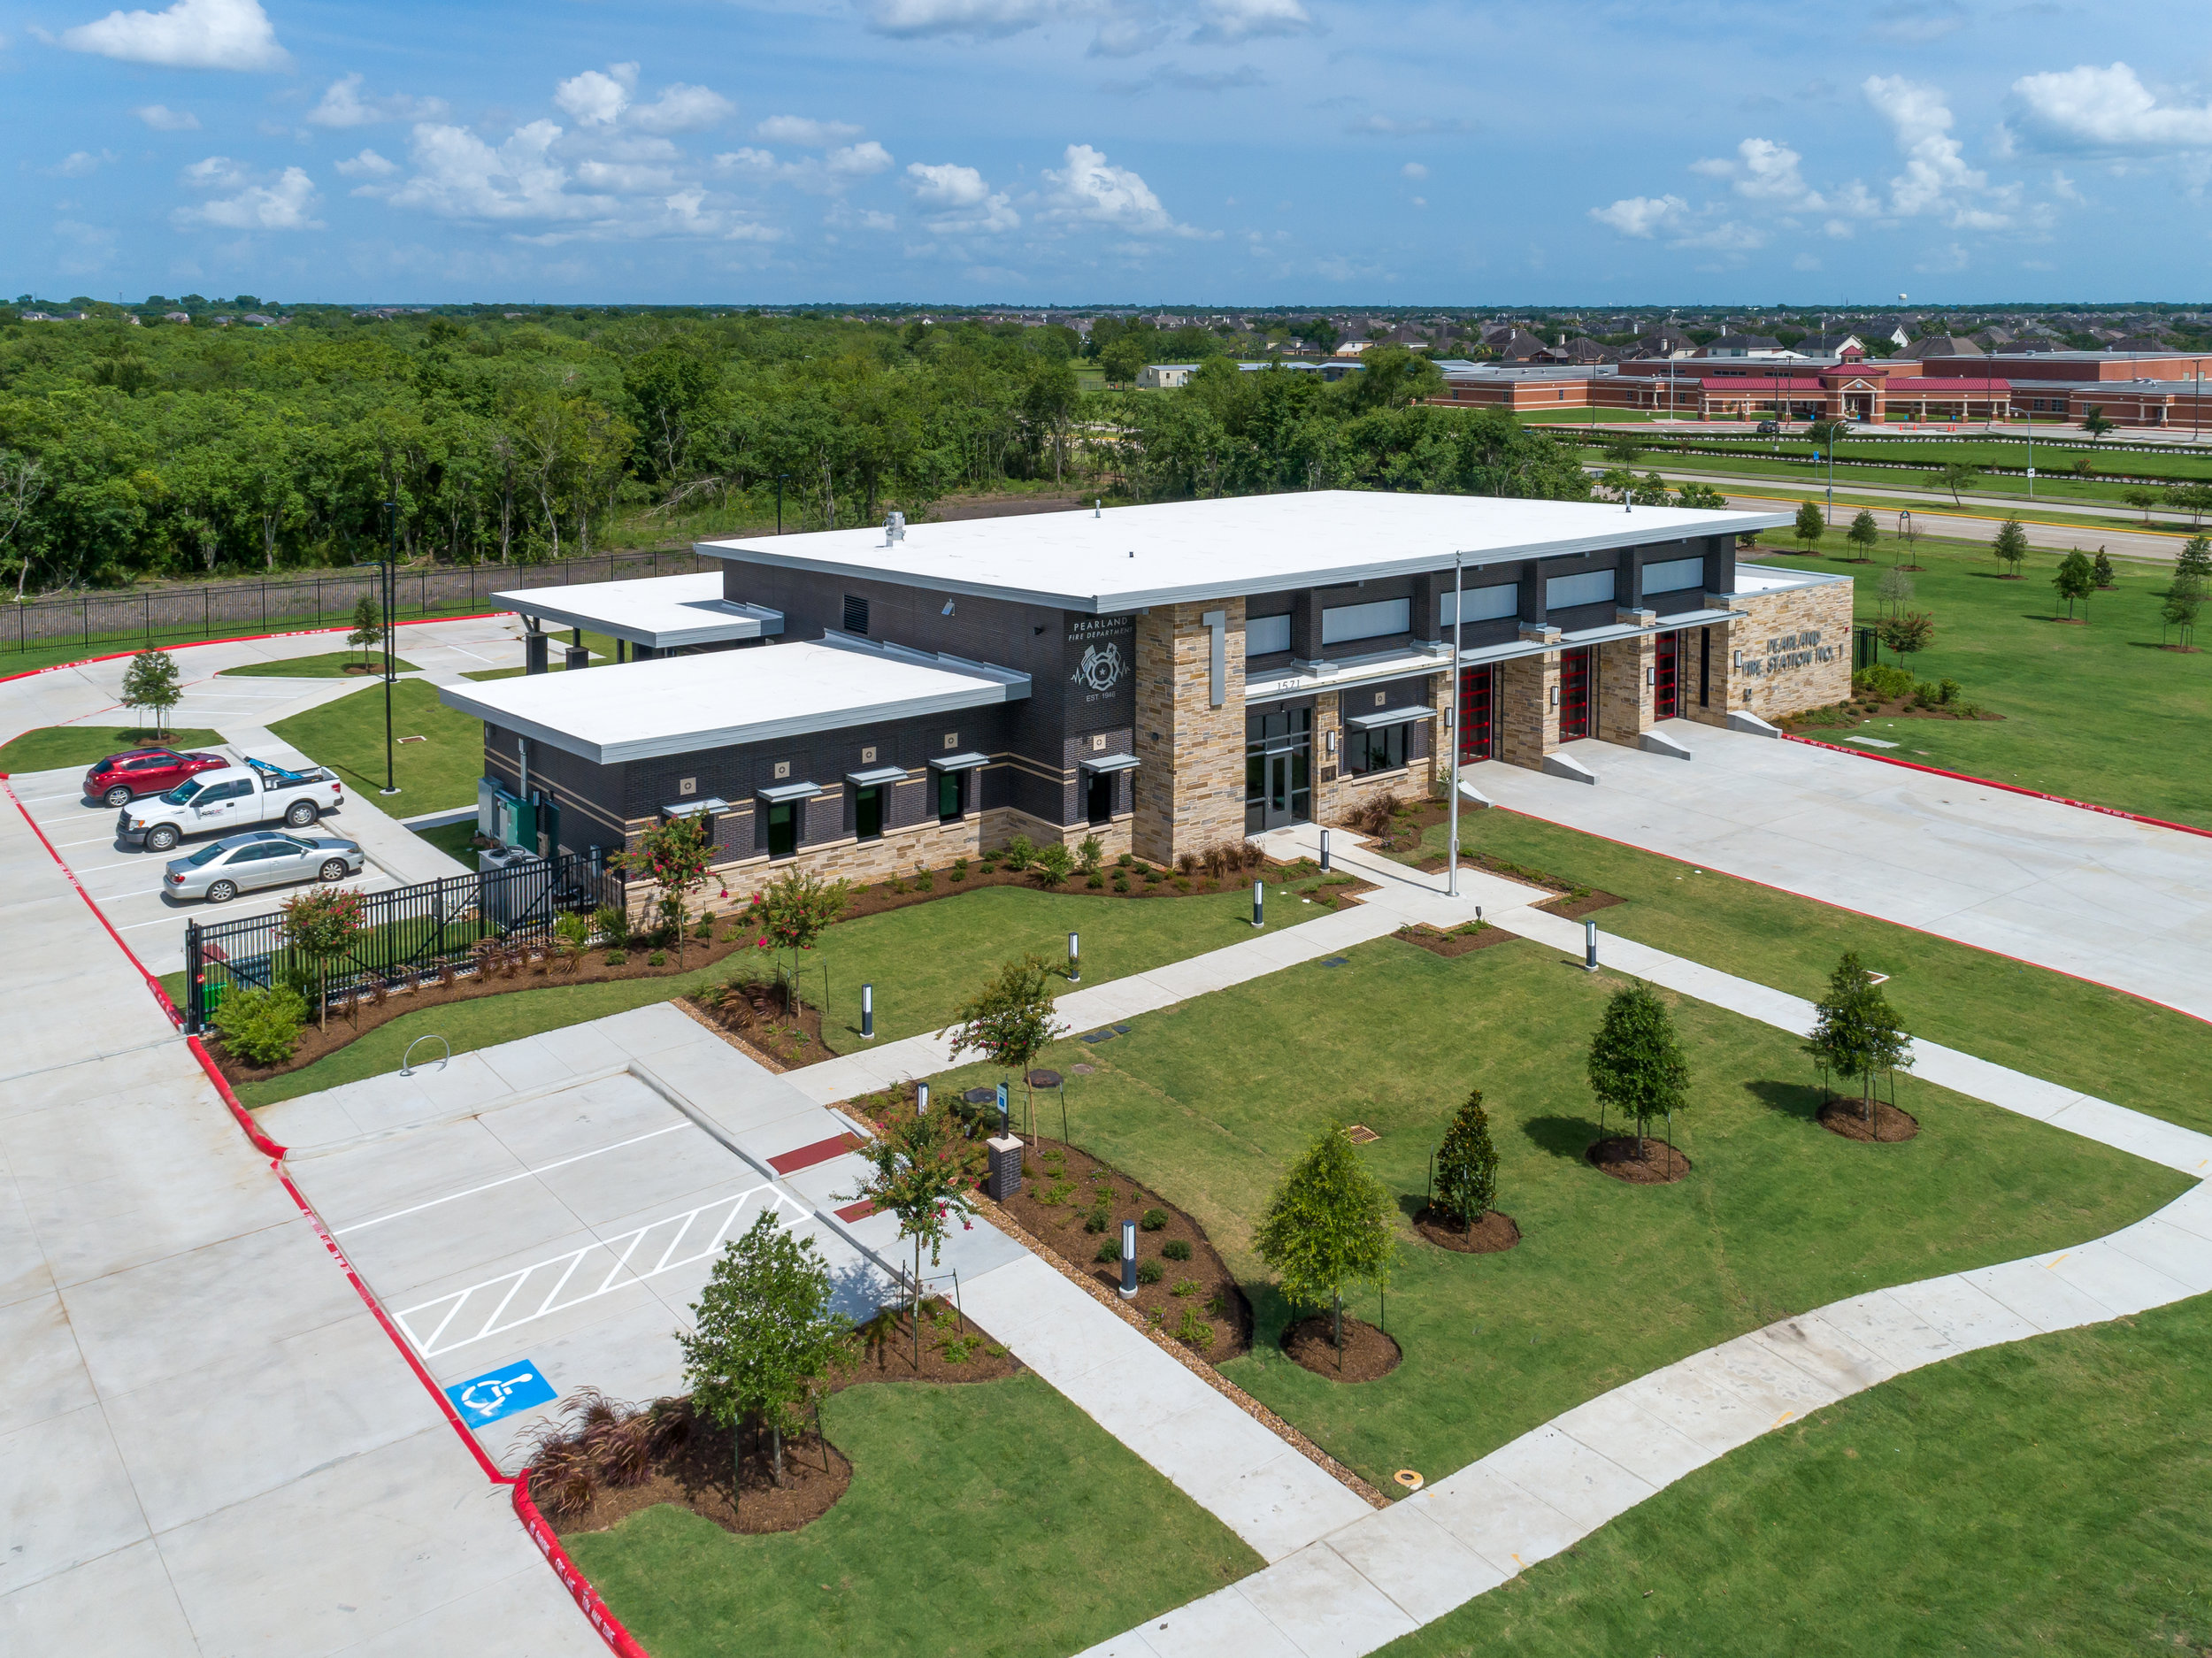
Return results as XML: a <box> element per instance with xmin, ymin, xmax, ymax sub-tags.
<box><xmin>1457</xmin><ymin>663</ymin><xmax>1495</xmax><ymax>761</ymax></box>
<box><xmin>1654</xmin><ymin>631</ymin><xmax>1679</xmax><ymax>720</ymax></box>
<box><xmin>1560</xmin><ymin>647</ymin><xmax>1594</xmax><ymax>741</ymax></box>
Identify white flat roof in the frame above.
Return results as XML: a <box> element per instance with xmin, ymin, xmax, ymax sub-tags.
<box><xmin>493</xmin><ymin>573</ymin><xmax>782</xmax><ymax>649</ymax></box>
<box><xmin>437</xmin><ymin>639</ymin><xmax>1029</xmax><ymax>764</ymax></box>
<box><xmin>1732</xmin><ymin>562</ymin><xmax>1852</xmax><ymax>595</ymax></box>
<box><xmin>698</xmin><ymin>490</ymin><xmax>1791</xmax><ymax>614</ymax></box>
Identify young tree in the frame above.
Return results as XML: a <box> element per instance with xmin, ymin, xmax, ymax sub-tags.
<box><xmin>2177</xmin><ymin>534</ymin><xmax>2212</xmax><ymax>585</ymax></box>
<box><xmin>1876</xmin><ymin>565</ymin><xmax>1915</xmax><ymax>618</ymax></box>
<box><xmin>942</xmin><ymin>952</ymin><xmax>1069</xmax><ymax>1140</ymax></box>
<box><xmin>119</xmin><ymin>648</ymin><xmax>181</xmax><ymax>738</ymax></box>
<box><xmin>1801</xmin><ymin>951</ymin><xmax>1913</xmax><ymax>1125</ymax></box>
<box><xmin>281</xmin><ymin>886</ymin><xmax>367</xmax><ymax>1032</ymax></box>
<box><xmin>835</xmin><ymin>1105</ymin><xmax>984</xmax><ymax>1361</ymax></box>
<box><xmin>1793</xmin><ymin>499</ymin><xmax>1825</xmax><ymax>554</ymax></box>
<box><xmin>346</xmin><ymin>593</ymin><xmax>384</xmax><ymax>669</ymax></box>
<box><xmin>2093</xmin><ymin>548</ymin><xmax>2116</xmax><ymax>589</ymax></box>
<box><xmin>1992</xmin><ymin>517</ymin><xmax>2030</xmax><ymax>579</ymax></box>
<box><xmin>1673</xmin><ymin>480</ymin><xmax>1728</xmax><ymax>510</ymax></box>
<box><xmin>616</xmin><ymin>813</ymin><xmax>718</xmax><ymax>968</ymax></box>
<box><xmin>1586</xmin><ymin>980</ymin><xmax>1690</xmax><ymax>1160</ymax></box>
<box><xmin>2123</xmin><ymin>486</ymin><xmax>2162</xmax><ymax>526</ymax></box>
<box><xmin>2162</xmin><ymin>576</ymin><xmax>2204</xmax><ymax>649</ymax></box>
<box><xmin>1432</xmin><ymin>1089</ymin><xmax>1500</xmax><ymax>1240</ymax></box>
<box><xmin>0</xmin><ymin>448</ymin><xmax>48</xmax><ymax>602</ymax></box>
<box><xmin>679</xmin><ymin>1209</ymin><xmax>853</xmax><ymax>1491</ymax></box>
<box><xmin>1878</xmin><ymin>610</ymin><xmax>1936</xmax><ymax>667</ymax></box>
<box><xmin>745</xmin><ymin>866</ymin><xmax>853</xmax><ymax>1007</ymax></box>
<box><xmin>2167</xmin><ymin>485</ymin><xmax>2212</xmax><ymax>530</ymax></box>
<box><xmin>1939</xmin><ymin>462</ymin><xmax>1981</xmax><ymax>505</ymax></box>
<box><xmin>1847</xmin><ymin>510</ymin><xmax>1880</xmax><ymax>560</ymax></box>
<box><xmin>2052</xmin><ymin>549</ymin><xmax>2096</xmax><ymax>620</ymax></box>
<box><xmin>1253</xmin><ymin>1123</ymin><xmax>1398</xmax><ymax>1357</ymax></box>
<box><xmin>2081</xmin><ymin>404</ymin><xmax>2115</xmax><ymax>440</ymax></box>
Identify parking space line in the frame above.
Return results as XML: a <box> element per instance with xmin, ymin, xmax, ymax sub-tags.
<box><xmin>13</xmin><ymin>792</ymin><xmax>88</xmax><ymax>804</ymax></box>
<box><xmin>333</xmin><ymin>1122</ymin><xmax>695</xmax><ymax>1235</ymax></box>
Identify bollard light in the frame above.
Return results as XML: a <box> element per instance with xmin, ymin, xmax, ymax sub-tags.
<box><xmin>1584</xmin><ymin>917</ymin><xmax>1599</xmax><ymax>973</ymax></box>
<box><xmin>917</xmin><ymin>1081</ymin><xmax>929</xmax><ymax>1117</ymax></box>
<box><xmin>1068</xmin><ymin>930</ymin><xmax>1080</xmax><ymax>983</ymax></box>
<box><xmin>1252</xmin><ymin>878</ymin><xmax>1264</xmax><ymax>930</ymax></box>
<box><xmin>1119</xmin><ymin>1219</ymin><xmax>1139</xmax><ymax>1297</ymax></box>
<box><xmin>861</xmin><ymin>981</ymin><xmax>874</xmax><ymax>1040</ymax></box>
<box><xmin>1320</xmin><ymin>827</ymin><xmax>1332</xmax><ymax>872</ymax></box>
<box><xmin>996</xmin><ymin>1080</ymin><xmax>1010</xmax><ymax>1139</ymax></box>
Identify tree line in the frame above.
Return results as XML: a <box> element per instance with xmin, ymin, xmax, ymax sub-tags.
<box><xmin>0</xmin><ymin>311</ymin><xmax>1588</xmax><ymax>600</ymax></box>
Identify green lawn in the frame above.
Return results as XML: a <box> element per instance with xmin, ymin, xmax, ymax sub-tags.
<box><xmin>1419</xmin><ymin>810</ymin><xmax>2212</xmax><ymax>1138</ymax></box>
<box><xmin>268</xmin><ymin>676</ymin><xmax>482</xmax><ymax>812</ymax></box>
<box><xmin>234</xmin><ymin>881</ymin><xmax>1340</xmax><ymax>1106</ymax></box>
<box><xmin>1748</xmin><ymin>527</ymin><xmax>2212</xmax><ymax>825</ymax></box>
<box><xmin>215</xmin><ymin>649</ymin><xmax>419</xmax><ymax>678</ymax></box>
<box><xmin>922</xmin><ymin>938</ymin><xmax>2183</xmax><ymax>1493</ymax></box>
<box><xmin>1377</xmin><ymin>1288</ymin><xmax>2212</xmax><ymax>1657</ymax></box>
<box><xmin>565</xmin><ymin>1375</ymin><xmax>1263</xmax><ymax>1658</ymax></box>
<box><xmin>410</xmin><ymin>815</ymin><xmax>480</xmax><ymax>863</ymax></box>
<box><xmin>0</xmin><ymin>724</ymin><xmax>228</xmax><ymax>774</ymax></box>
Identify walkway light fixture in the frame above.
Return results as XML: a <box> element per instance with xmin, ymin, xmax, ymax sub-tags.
<box><xmin>1446</xmin><ymin>549</ymin><xmax>1465</xmax><ymax>900</ymax></box>
<box><xmin>1068</xmin><ymin>931</ymin><xmax>1080</xmax><ymax>982</ymax></box>
<box><xmin>1119</xmin><ymin>1220</ymin><xmax>1139</xmax><ymax>1297</ymax></box>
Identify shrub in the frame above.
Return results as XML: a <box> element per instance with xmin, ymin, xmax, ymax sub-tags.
<box><xmin>1176</xmin><ymin>851</ymin><xmax>1201</xmax><ymax>876</ymax></box>
<box><xmin>1137</xmin><ymin>1258</ymin><xmax>1164</xmax><ymax>1285</ymax></box>
<box><xmin>604</xmin><ymin>948</ymin><xmax>627</xmax><ymax>965</ymax></box>
<box><xmin>1039</xmin><ymin>1179</ymin><xmax>1075</xmax><ymax>1207</ymax></box>
<box><xmin>951</xmin><ymin>857</ymin><xmax>970</xmax><ymax>882</ymax></box>
<box><xmin>553</xmin><ymin>912</ymin><xmax>590</xmax><ymax>973</ymax></box>
<box><xmin>591</xmin><ymin>903</ymin><xmax>627</xmax><ymax>944</ymax></box>
<box><xmin>1033</xmin><ymin>841</ymin><xmax>1076</xmax><ymax>887</ymax></box>
<box><xmin>912</xmin><ymin>864</ymin><xmax>934</xmax><ymax>892</ymax></box>
<box><xmin>1143</xmin><ymin>866</ymin><xmax>1162</xmax><ymax>884</ymax></box>
<box><xmin>648</xmin><ymin>949</ymin><xmax>667</xmax><ymax>966</ymax></box>
<box><xmin>1432</xmin><ymin>1088</ymin><xmax>1500</xmax><ymax>1231</ymax></box>
<box><xmin>1001</xmin><ymin>834</ymin><xmax>1038</xmax><ymax>871</ymax></box>
<box><xmin>1087</xmin><ymin>873</ymin><xmax>1105</xmax><ymax>889</ymax></box>
<box><xmin>1077</xmin><ymin>834</ymin><xmax>1104</xmax><ymax>874</ymax></box>
<box><xmin>211</xmin><ymin>985</ymin><xmax>309</xmax><ymax>1066</ymax></box>
<box><xmin>1111</xmin><ymin>875</ymin><xmax>1129</xmax><ymax>893</ymax></box>
<box><xmin>1094</xmin><ymin>1235</ymin><xmax>1122</xmax><ymax>1263</ymax></box>
<box><xmin>1139</xmin><ymin>1208</ymin><xmax>1169</xmax><ymax>1232</ymax></box>
<box><xmin>693</xmin><ymin>920</ymin><xmax>712</xmax><ymax>939</ymax></box>
<box><xmin>1174</xmin><ymin>1308</ymin><xmax>1215</xmax><ymax>1351</ymax></box>
<box><xmin>1162</xmin><ymin>1238</ymin><xmax>1193</xmax><ymax>1262</ymax></box>
<box><xmin>1171</xmin><ymin>1277</ymin><xmax>1200</xmax><ymax>1298</ymax></box>
<box><xmin>1851</xmin><ymin>663</ymin><xmax>1914</xmax><ymax>702</ymax></box>
<box><xmin>1117</xmin><ymin>852</ymin><xmax>1134</xmax><ymax>869</ymax></box>
<box><xmin>1171</xmin><ymin>876</ymin><xmax>1191</xmax><ymax>893</ymax></box>
<box><xmin>1084</xmin><ymin>1199</ymin><xmax>1111</xmax><ymax>1233</ymax></box>
<box><xmin>1937</xmin><ymin>678</ymin><xmax>1962</xmax><ymax>705</ymax></box>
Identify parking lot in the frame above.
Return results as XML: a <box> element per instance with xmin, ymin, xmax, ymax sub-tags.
<box><xmin>257</xmin><ymin>1004</ymin><xmax>1019</xmax><ymax>1467</ymax></box>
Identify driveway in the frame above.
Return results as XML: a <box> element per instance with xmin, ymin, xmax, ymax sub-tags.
<box><xmin>1467</xmin><ymin>726</ymin><xmax>2212</xmax><ymax>1021</ymax></box>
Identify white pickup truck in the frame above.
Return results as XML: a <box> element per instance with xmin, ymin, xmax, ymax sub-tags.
<box><xmin>118</xmin><ymin>756</ymin><xmax>345</xmax><ymax>852</ymax></box>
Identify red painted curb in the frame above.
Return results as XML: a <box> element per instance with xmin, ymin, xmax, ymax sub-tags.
<box><xmin>1779</xmin><ymin>733</ymin><xmax>2212</xmax><ymax>841</ymax></box>
<box><xmin>512</xmin><ymin>1478</ymin><xmax>655</xmax><ymax>1658</ymax></box>
<box><xmin>0</xmin><ymin>610</ymin><xmax>511</xmax><ymax>687</ymax></box>
<box><xmin>187</xmin><ymin>1034</ymin><xmax>288</xmax><ymax>1159</ymax></box>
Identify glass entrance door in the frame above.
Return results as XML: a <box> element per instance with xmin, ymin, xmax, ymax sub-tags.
<box><xmin>1456</xmin><ymin>664</ymin><xmax>1494</xmax><ymax>762</ymax></box>
<box><xmin>1560</xmin><ymin>647</ymin><xmax>1594</xmax><ymax>741</ymax></box>
<box><xmin>1654</xmin><ymin>632</ymin><xmax>1679</xmax><ymax>720</ymax></box>
<box><xmin>1244</xmin><ymin>707</ymin><xmax>1312</xmax><ymax>833</ymax></box>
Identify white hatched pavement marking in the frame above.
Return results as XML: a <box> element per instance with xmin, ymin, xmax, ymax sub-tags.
<box><xmin>392</xmin><ymin>1183</ymin><xmax>808</xmax><ymax>1359</ymax></box>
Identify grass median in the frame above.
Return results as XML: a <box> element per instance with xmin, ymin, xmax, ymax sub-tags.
<box><xmin>923</xmin><ymin>936</ymin><xmax>2184</xmax><ymax>1493</ymax></box>
<box><xmin>0</xmin><ymin>724</ymin><xmax>228</xmax><ymax>774</ymax></box>
<box><xmin>214</xmin><ymin>649</ymin><xmax>419</xmax><ymax>678</ymax></box>
<box><xmin>268</xmin><ymin>675</ymin><xmax>482</xmax><ymax>812</ymax></box>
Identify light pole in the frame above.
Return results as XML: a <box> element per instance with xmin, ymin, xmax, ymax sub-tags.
<box><xmin>774</xmin><ymin>472</ymin><xmax>789</xmax><ymax>534</ymax></box>
<box><xmin>379</xmin><ymin>500</ymin><xmax>399</xmax><ymax>795</ymax></box>
<box><xmin>1446</xmin><ymin>550</ymin><xmax>1464</xmax><ymax>900</ymax></box>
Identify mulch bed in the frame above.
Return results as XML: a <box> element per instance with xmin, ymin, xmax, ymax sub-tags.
<box><xmin>835</xmin><ymin>855</ymin><xmax>1366</xmax><ymax>922</ymax></box>
<box><xmin>1413</xmin><ymin>846</ymin><xmax>1622</xmax><ymax>919</ymax></box>
<box><xmin>1818</xmin><ymin>1099</ymin><xmax>1922</xmax><ymax>1143</ymax></box>
<box><xmin>1586</xmin><ymin>1134</ymin><xmax>1693</xmax><ymax>1185</ymax></box>
<box><xmin>683</xmin><ymin>981</ymin><xmax>838</xmax><ymax>1069</ymax></box>
<box><xmin>1538</xmin><ymin>887</ymin><xmax>1624</xmax><ymax>920</ymax></box>
<box><xmin>1280</xmin><ymin>1314</ymin><xmax>1402</xmax><ymax>1383</ymax></box>
<box><xmin>1413</xmin><ymin>1206</ymin><xmax>1521</xmax><ymax>1254</ymax></box>
<box><xmin>1393</xmin><ymin>922</ymin><xmax>1519</xmax><ymax>959</ymax></box>
<box><xmin>991</xmin><ymin>1133</ymin><xmax>1251</xmax><ymax>1361</ymax></box>
<box><xmin>536</xmin><ymin>1300</ymin><xmax>1018</xmax><ymax>1540</ymax></box>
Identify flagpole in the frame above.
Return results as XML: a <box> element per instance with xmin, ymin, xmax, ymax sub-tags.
<box><xmin>1447</xmin><ymin>550</ymin><xmax>1464</xmax><ymax>899</ymax></box>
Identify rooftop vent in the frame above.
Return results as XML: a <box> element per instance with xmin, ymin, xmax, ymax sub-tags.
<box><xmin>884</xmin><ymin>510</ymin><xmax>906</xmax><ymax>544</ymax></box>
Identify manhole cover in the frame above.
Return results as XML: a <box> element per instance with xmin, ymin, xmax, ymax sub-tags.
<box><xmin>1393</xmin><ymin>1470</ymin><xmax>1424</xmax><ymax>1491</ymax></box>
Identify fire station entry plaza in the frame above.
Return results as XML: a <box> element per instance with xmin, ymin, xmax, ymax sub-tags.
<box><xmin>438</xmin><ymin>491</ymin><xmax>1848</xmax><ymax>884</ymax></box>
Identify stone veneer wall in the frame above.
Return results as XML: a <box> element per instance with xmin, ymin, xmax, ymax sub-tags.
<box><xmin>1133</xmin><ymin>599</ymin><xmax>1248</xmax><ymax>865</ymax></box>
<box><xmin>1497</xmin><ymin>651</ymin><xmax>1561</xmax><ymax>768</ymax></box>
<box><xmin>1684</xmin><ymin>579</ymin><xmax>1853</xmax><ymax>727</ymax></box>
<box><xmin>1596</xmin><ymin>633</ymin><xmax>1656</xmax><ymax>744</ymax></box>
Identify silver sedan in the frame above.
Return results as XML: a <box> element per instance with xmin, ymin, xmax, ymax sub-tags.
<box><xmin>163</xmin><ymin>831</ymin><xmax>366</xmax><ymax>903</ymax></box>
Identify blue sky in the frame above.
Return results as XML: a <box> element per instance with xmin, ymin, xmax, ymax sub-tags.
<box><xmin>4</xmin><ymin>0</ymin><xmax>2210</xmax><ymax>305</ymax></box>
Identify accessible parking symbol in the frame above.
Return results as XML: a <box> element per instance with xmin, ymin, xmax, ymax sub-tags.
<box><xmin>444</xmin><ymin>1360</ymin><xmax>557</xmax><ymax>1426</ymax></box>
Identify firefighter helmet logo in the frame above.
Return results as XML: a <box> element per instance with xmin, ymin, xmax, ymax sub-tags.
<box><xmin>1071</xmin><ymin>641</ymin><xmax>1126</xmax><ymax>693</ymax></box>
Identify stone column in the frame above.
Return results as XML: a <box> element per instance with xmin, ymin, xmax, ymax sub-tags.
<box><xmin>1682</xmin><ymin>617</ymin><xmax>1744</xmax><ymax>729</ymax></box>
<box><xmin>1426</xmin><ymin>670</ymin><xmax>1452</xmax><ymax>793</ymax></box>
<box><xmin>1497</xmin><ymin>651</ymin><xmax>1559</xmax><ymax>770</ymax></box>
<box><xmin>1312</xmin><ymin>690</ymin><xmax>1343</xmax><ymax>825</ymax></box>
<box><xmin>1133</xmin><ymin>599</ymin><xmax>1247</xmax><ymax>865</ymax></box>
<box><xmin>1597</xmin><ymin>633</ymin><xmax>1656</xmax><ymax>745</ymax></box>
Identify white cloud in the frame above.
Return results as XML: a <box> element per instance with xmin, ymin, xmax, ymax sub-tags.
<box><xmin>554</xmin><ymin>63</ymin><xmax>638</xmax><ymax>127</ymax></box>
<box><xmin>904</xmin><ymin>160</ymin><xmax>1018</xmax><ymax>232</ymax></box>
<box><xmin>388</xmin><ymin>120</ymin><xmax>595</xmax><ymax>221</ymax></box>
<box><xmin>2011</xmin><ymin>62</ymin><xmax>2212</xmax><ymax>153</ymax></box>
<box><xmin>861</xmin><ymin>0</ymin><xmax>1078</xmax><ymax>37</ymax></box>
<box><xmin>174</xmin><ymin>162</ymin><xmax>320</xmax><ymax>230</ymax></box>
<box><xmin>48</xmin><ymin>150</ymin><xmax>110</xmax><ymax>177</ymax></box>
<box><xmin>306</xmin><ymin>73</ymin><xmax>448</xmax><ymax>128</ymax></box>
<box><xmin>335</xmin><ymin>147</ymin><xmax>397</xmax><ymax>179</ymax></box>
<box><xmin>1589</xmin><ymin>193</ymin><xmax>1689</xmax><ymax>238</ymax></box>
<box><xmin>58</xmin><ymin>0</ymin><xmax>282</xmax><ymax>68</ymax></box>
<box><xmin>1401</xmin><ymin>161</ymin><xmax>1426</xmax><ymax>180</ymax></box>
<box><xmin>755</xmin><ymin>114</ymin><xmax>864</xmax><ymax>147</ymax></box>
<box><xmin>1191</xmin><ymin>0</ymin><xmax>1311</xmax><ymax>43</ymax></box>
<box><xmin>631</xmin><ymin>84</ymin><xmax>734</xmax><ymax>134</ymax></box>
<box><xmin>1041</xmin><ymin>142</ymin><xmax>1208</xmax><ymax>237</ymax></box>
<box><xmin>1864</xmin><ymin>73</ymin><xmax>2008</xmax><ymax>226</ymax></box>
<box><xmin>721</xmin><ymin>138</ymin><xmax>893</xmax><ymax>195</ymax></box>
<box><xmin>1695</xmin><ymin>136</ymin><xmax>1824</xmax><ymax>206</ymax></box>
<box><xmin>1343</xmin><ymin>115</ymin><xmax>1473</xmax><ymax>136</ymax></box>
<box><xmin>134</xmin><ymin>104</ymin><xmax>199</xmax><ymax>130</ymax></box>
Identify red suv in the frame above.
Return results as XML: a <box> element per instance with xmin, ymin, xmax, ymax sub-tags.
<box><xmin>83</xmin><ymin>748</ymin><xmax>229</xmax><ymax>809</ymax></box>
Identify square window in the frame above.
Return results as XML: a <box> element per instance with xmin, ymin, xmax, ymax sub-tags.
<box><xmin>1374</xmin><ymin>691</ymin><xmax>1386</xmax><ymax>706</ymax></box>
<box><xmin>678</xmin><ymin>777</ymin><xmax>696</xmax><ymax>796</ymax></box>
<box><xmin>860</xmin><ymin>746</ymin><xmax>878</xmax><ymax>764</ymax></box>
<box><xmin>943</xmin><ymin>733</ymin><xmax>958</xmax><ymax>750</ymax></box>
<box><xmin>773</xmin><ymin>760</ymin><xmax>791</xmax><ymax>779</ymax></box>
<box><xmin>1090</xmin><ymin>734</ymin><xmax>1106</xmax><ymax>752</ymax></box>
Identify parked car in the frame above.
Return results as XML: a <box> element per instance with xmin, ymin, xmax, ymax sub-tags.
<box><xmin>1755</xmin><ymin>419</ymin><xmax>1781</xmax><ymax>435</ymax></box>
<box><xmin>163</xmin><ymin>830</ymin><xmax>365</xmax><ymax>903</ymax></box>
<box><xmin>83</xmin><ymin>747</ymin><xmax>229</xmax><ymax>809</ymax></box>
<box><xmin>119</xmin><ymin>756</ymin><xmax>344</xmax><ymax>852</ymax></box>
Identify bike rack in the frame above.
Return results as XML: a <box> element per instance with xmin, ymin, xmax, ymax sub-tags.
<box><xmin>399</xmin><ymin>1033</ymin><xmax>450</xmax><ymax>1077</ymax></box>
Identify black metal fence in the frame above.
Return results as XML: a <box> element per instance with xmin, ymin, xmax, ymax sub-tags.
<box><xmin>5</xmin><ymin>548</ymin><xmax>717</xmax><ymax>661</ymax></box>
<box><xmin>182</xmin><ymin>852</ymin><xmax>624</xmax><ymax>1034</ymax></box>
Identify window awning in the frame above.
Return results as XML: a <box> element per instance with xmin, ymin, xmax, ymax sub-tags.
<box><xmin>1079</xmin><ymin>752</ymin><xmax>1141</xmax><ymax>773</ymax></box>
<box><xmin>660</xmin><ymin>796</ymin><xmax>730</xmax><ymax>819</ymax></box>
<box><xmin>929</xmin><ymin>751</ymin><xmax>991</xmax><ymax>772</ymax></box>
<box><xmin>844</xmin><ymin>765</ymin><xmax>908</xmax><ymax>787</ymax></box>
<box><xmin>757</xmin><ymin>780</ymin><xmax>822</xmax><ymax>803</ymax></box>
<box><xmin>1348</xmin><ymin>704</ymin><xmax>1436</xmax><ymax>732</ymax></box>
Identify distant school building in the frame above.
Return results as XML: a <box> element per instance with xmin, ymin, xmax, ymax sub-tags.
<box><xmin>441</xmin><ymin>493</ymin><xmax>1847</xmax><ymax>883</ymax></box>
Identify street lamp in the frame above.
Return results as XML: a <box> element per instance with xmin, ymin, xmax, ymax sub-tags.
<box><xmin>376</xmin><ymin>501</ymin><xmax>399</xmax><ymax>795</ymax></box>
<box><xmin>775</xmin><ymin>472</ymin><xmax>790</xmax><ymax>534</ymax></box>
<box><xmin>1446</xmin><ymin>550</ymin><xmax>1465</xmax><ymax>901</ymax></box>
